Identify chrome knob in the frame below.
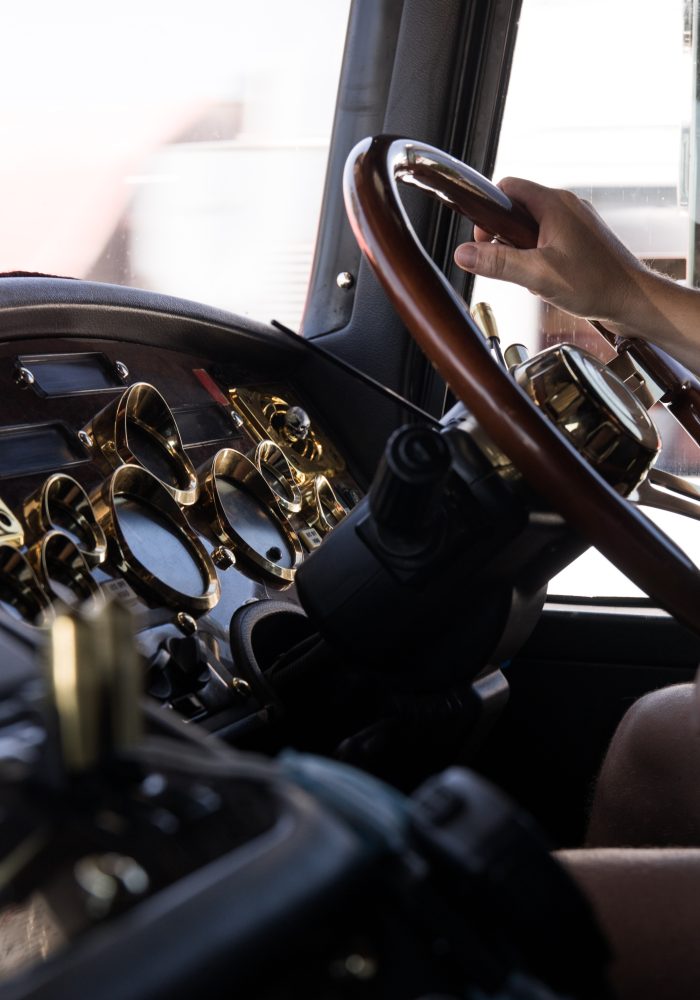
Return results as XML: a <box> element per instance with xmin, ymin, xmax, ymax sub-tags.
<box><xmin>281</xmin><ymin>405</ymin><xmax>311</xmax><ymax>443</ymax></box>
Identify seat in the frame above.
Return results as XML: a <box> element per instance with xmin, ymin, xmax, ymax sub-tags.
<box><xmin>557</xmin><ymin>846</ymin><xmax>700</xmax><ymax>1000</ymax></box>
<box><xmin>550</xmin><ymin>678</ymin><xmax>700</xmax><ymax>998</ymax></box>
<box><xmin>586</xmin><ymin>679</ymin><xmax>700</xmax><ymax>848</ymax></box>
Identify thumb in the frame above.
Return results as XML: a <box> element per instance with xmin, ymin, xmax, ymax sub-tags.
<box><xmin>454</xmin><ymin>241</ymin><xmax>541</xmax><ymax>292</ymax></box>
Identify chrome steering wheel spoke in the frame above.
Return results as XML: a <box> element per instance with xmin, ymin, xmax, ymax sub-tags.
<box><xmin>631</xmin><ymin>468</ymin><xmax>700</xmax><ymax>522</ymax></box>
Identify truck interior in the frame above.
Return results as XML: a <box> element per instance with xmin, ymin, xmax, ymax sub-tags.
<box><xmin>0</xmin><ymin>1</ymin><xmax>698</xmax><ymax>997</ymax></box>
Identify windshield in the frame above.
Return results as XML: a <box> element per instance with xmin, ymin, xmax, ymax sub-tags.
<box><xmin>2</xmin><ymin>1</ymin><xmax>350</xmax><ymax>331</ymax></box>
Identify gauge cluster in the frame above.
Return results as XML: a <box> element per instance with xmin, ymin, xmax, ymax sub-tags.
<box><xmin>0</xmin><ymin>335</ymin><xmax>362</xmax><ymax>730</ymax></box>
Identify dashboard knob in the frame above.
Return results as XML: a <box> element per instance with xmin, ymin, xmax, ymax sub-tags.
<box><xmin>504</xmin><ymin>343</ymin><xmax>529</xmax><ymax>370</ymax></box>
<box><xmin>278</xmin><ymin>405</ymin><xmax>311</xmax><ymax>443</ymax></box>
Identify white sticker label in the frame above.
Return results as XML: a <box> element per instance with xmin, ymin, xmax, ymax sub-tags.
<box><xmin>102</xmin><ymin>578</ymin><xmax>141</xmax><ymax>607</ymax></box>
<box><xmin>299</xmin><ymin>527</ymin><xmax>323</xmax><ymax>551</ymax></box>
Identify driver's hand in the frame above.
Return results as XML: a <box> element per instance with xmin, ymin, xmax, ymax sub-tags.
<box><xmin>453</xmin><ymin>177</ymin><xmax>650</xmax><ymax>327</ymax></box>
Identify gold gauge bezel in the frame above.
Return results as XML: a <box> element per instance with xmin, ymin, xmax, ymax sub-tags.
<box><xmin>24</xmin><ymin>473</ymin><xmax>107</xmax><ymax>567</ymax></box>
<box><xmin>93</xmin><ymin>465</ymin><xmax>220</xmax><ymax>613</ymax></box>
<box><xmin>304</xmin><ymin>475</ymin><xmax>348</xmax><ymax>535</ymax></box>
<box><xmin>0</xmin><ymin>498</ymin><xmax>24</xmax><ymax>548</ymax></box>
<box><xmin>200</xmin><ymin>448</ymin><xmax>303</xmax><ymax>584</ymax></box>
<box><xmin>253</xmin><ymin>440</ymin><xmax>303</xmax><ymax>513</ymax></box>
<box><xmin>28</xmin><ymin>530</ymin><xmax>103</xmax><ymax>610</ymax></box>
<box><xmin>87</xmin><ymin>383</ymin><xmax>199</xmax><ymax>506</ymax></box>
<box><xmin>0</xmin><ymin>545</ymin><xmax>54</xmax><ymax>627</ymax></box>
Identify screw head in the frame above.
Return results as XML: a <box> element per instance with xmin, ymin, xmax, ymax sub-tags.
<box><xmin>230</xmin><ymin>676</ymin><xmax>252</xmax><ymax>698</ymax></box>
<box><xmin>336</xmin><ymin>271</ymin><xmax>355</xmax><ymax>290</ymax></box>
<box><xmin>114</xmin><ymin>361</ymin><xmax>129</xmax><ymax>380</ymax></box>
<box><xmin>230</xmin><ymin>410</ymin><xmax>244</xmax><ymax>429</ymax></box>
<box><xmin>176</xmin><ymin>611</ymin><xmax>197</xmax><ymax>635</ymax></box>
<box><xmin>78</xmin><ymin>430</ymin><xmax>94</xmax><ymax>450</ymax></box>
<box><xmin>14</xmin><ymin>366</ymin><xmax>35</xmax><ymax>388</ymax></box>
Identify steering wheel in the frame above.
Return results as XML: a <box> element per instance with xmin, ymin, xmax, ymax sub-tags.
<box><xmin>342</xmin><ymin>135</ymin><xmax>700</xmax><ymax>636</ymax></box>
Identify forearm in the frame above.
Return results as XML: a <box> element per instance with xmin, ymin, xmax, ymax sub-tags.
<box><xmin>600</xmin><ymin>269</ymin><xmax>700</xmax><ymax>376</ymax></box>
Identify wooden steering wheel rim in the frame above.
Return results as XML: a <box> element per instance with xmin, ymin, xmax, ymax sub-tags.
<box><xmin>343</xmin><ymin>135</ymin><xmax>700</xmax><ymax>634</ymax></box>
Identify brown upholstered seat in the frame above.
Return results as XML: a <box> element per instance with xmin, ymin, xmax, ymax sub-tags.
<box><xmin>586</xmin><ymin>681</ymin><xmax>700</xmax><ymax>848</ymax></box>
<box><xmin>558</xmin><ymin>848</ymin><xmax>700</xmax><ymax>1000</ymax></box>
<box><xmin>553</xmin><ymin>679</ymin><xmax>700</xmax><ymax>998</ymax></box>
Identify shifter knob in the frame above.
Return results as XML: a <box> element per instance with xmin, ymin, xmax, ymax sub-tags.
<box><xmin>369</xmin><ymin>424</ymin><xmax>451</xmax><ymax>539</ymax></box>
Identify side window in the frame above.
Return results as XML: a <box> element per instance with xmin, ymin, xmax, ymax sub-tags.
<box><xmin>1</xmin><ymin>1</ymin><xmax>350</xmax><ymax>332</ymax></box>
<box><xmin>473</xmin><ymin>0</ymin><xmax>696</xmax><ymax>598</ymax></box>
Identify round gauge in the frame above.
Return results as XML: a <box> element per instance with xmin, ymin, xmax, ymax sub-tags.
<box><xmin>30</xmin><ymin>531</ymin><xmax>103</xmax><ymax>609</ymax></box>
<box><xmin>200</xmin><ymin>449</ymin><xmax>303</xmax><ymax>583</ymax></box>
<box><xmin>87</xmin><ymin>383</ymin><xmax>199</xmax><ymax>506</ymax></box>
<box><xmin>0</xmin><ymin>545</ymin><xmax>53</xmax><ymax>626</ymax></box>
<box><xmin>305</xmin><ymin>475</ymin><xmax>348</xmax><ymax>534</ymax></box>
<box><xmin>514</xmin><ymin>344</ymin><xmax>660</xmax><ymax>495</ymax></box>
<box><xmin>254</xmin><ymin>440</ymin><xmax>303</xmax><ymax>513</ymax></box>
<box><xmin>94</xmin><ymin>465</ymin><xmax>220</xmax><ymax>612</ymax></box>
<box><xmin>24</xmin><ymin>474</ymin><xmax>107</xmax><ymax>566</ymax></box>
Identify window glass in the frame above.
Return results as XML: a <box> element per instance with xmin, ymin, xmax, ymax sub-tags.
<box><xmin>1</xmin><ymin>1</ymin><xmax>350</xmax><ymax>331</ymax></box>
<box><xmin>473</xmin><ymin>0</ymin><xmax>697</xmax><ymax>598</ymax></box>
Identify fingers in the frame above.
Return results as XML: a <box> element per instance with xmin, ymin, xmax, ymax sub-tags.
<box><xmin>472</xmin><ymin>176</ymin><xmax>552</xmax><ymax>243</ymax></box>
<box><xmin>454</xmin><ymin>176</ymin><xmax>644</xmax><ymax>322</ymax></box>
<box><xmin>497</xmin><ymin>176</ymin><xmax>554</xmax><ymax>221</ymax></box>
<box><xmin>454</xmin><ymin>241</ymin><xmax>542</xmax><ymax>293</ymax></box>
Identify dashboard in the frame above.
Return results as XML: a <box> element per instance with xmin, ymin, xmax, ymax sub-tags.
<box><xmin>0</xmin><ymin>275</ymin><xmax>670</xmax><ymax>763</ymax></box>
<box><xmin>0</xmin><ymin>278</ymin><xmax>407</xmax><ymax>740</ymax></box>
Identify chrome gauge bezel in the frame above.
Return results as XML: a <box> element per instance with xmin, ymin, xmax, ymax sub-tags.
<box><xmin>303</xmin><ymin>474</ymin><xmax>348</xmax><ymax>535</ymax></box>
<box><xmin>87</xmin><ymin>383</ymin><xmax>199</xmax><ymax>506</ymax></box>
<box><xmin>0</xmin><ymin>497</ymin><xmax>24</xmax><ymax>548</ymax></box>
<box><xmin>0</xmin><ymin>545</ymin><xmax>54</xmax><ymax>627</ymax></box>
<box><xmin>24</xmin><ymin>473</ymin><xmax>107</xmax><ymax>567</ymax></box>
<box><xmin>253</xmin><ymin>440</ymin><xmax>303</xmax><ymax>513</ymax></box>
<box><xmin>29</xmin><ymin>530</ymin><xmax>103</xmax><ymax>610</ymax></box>
<box><xmin>93</xmin><ymin>465</ymin><xmax>220</xmax><ymax>613</ymax></box>
<box><xmin>200</xmin><ymin>448</ymin><xmax>303</xmax><ymax>584</ymax></box>
<box><xmin>513</xmin><ymin>343</ymin><xmax>661</xmax><ymax>496</ymax></box>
